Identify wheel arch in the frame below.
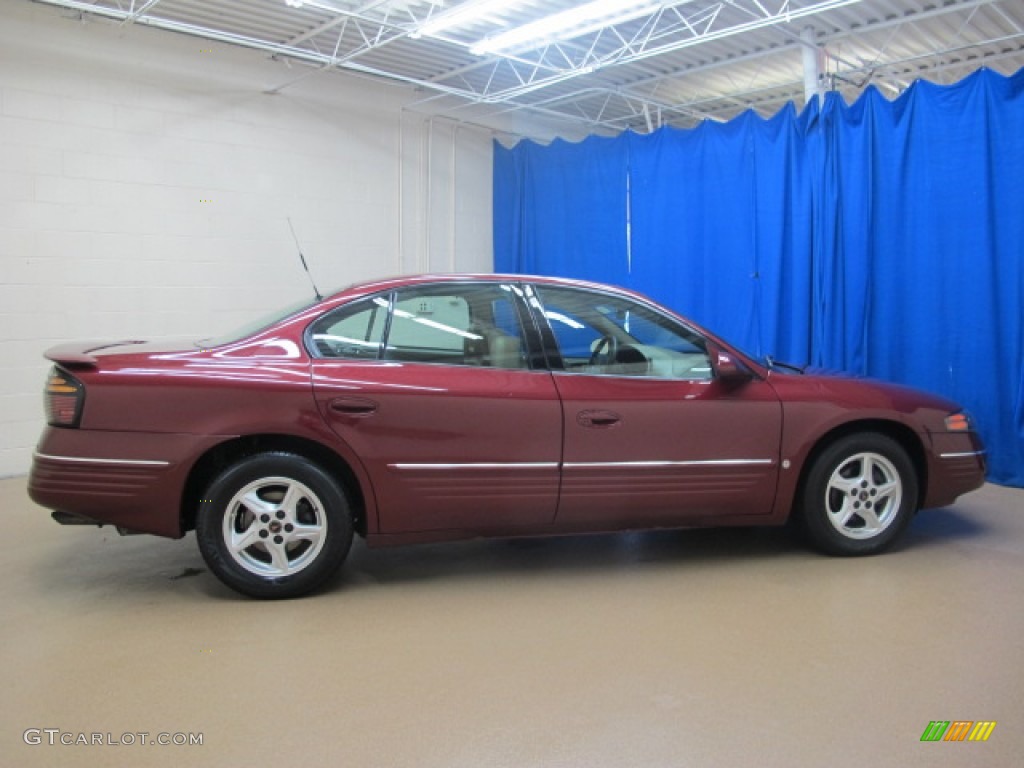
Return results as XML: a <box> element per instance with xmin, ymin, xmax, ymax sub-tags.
<box><xmin>180</xmin><ymin>435</ymin><xmax>368</xmax><ymax>536</ymax></box>
<box><xmin>794</xmin><ymin>419</ymin><xmax>928</xmax><ymax>514</ymax></box>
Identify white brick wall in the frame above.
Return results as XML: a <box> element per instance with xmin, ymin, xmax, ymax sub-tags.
<box><xmin>0</xmin><ymin>0</ymin><xmax>549</xmax><ymax>477</ymax></box>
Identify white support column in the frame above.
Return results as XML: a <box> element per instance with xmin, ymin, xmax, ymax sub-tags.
<box><xmin>801</xmin><ymin>26</ymin><xmax>824</xmax><ymax>108</ymax></box>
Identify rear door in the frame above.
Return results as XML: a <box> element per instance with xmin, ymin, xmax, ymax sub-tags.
<box><xmin>310</xmin><ymin>282</ymin><xmax>562</xmax><ymax>534</ymax></box>
<box><xmin>529</xmin><ymin>283</ymin><xmax>783</xmax><ymax>529</ymax></box>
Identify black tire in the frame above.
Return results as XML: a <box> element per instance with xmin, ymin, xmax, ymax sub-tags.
<box><xmin>798</xmin><ymin>433</ymin><xmax>918</xmax><ymax>556</ymax></box>
<box><xmin>196</xmin><ymin>452</ymin><xmax>353</xmax><ymax>598</ymax></box>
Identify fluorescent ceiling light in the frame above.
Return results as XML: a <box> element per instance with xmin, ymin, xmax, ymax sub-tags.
<box><xmin>471</xmin><ymin>0</ymin><xmax>662</xmax><ymax>56</ymax></box>
<box><xmin>283</xmin><ymin>0</ymin><xmax>349</xmax><ymax>11</ymax></box>
<box><xmin>412</xmin><ymin>0</ymin><xmax>520</xmax><ymax>39</ymax></box>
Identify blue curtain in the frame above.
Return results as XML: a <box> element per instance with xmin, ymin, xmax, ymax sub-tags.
<box><xmin>494</xmin><ymin>67</ymin><xmax>1024</xmax><ymax>486</ymax></box>
<box><xmin>625</xmin><ymin>105</ymin><xmax>819</xmax><ymax>363</ymax></box>
<box><xmin>494</xmin><ymin>134</ymin><xmax>630</xmax><ymax>286</ymax></box>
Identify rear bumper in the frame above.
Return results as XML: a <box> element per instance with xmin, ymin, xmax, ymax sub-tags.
<box><xmin>28</xmin><ymin>428</ymin><xmax>226</xmax><ymax>538</ymax></box>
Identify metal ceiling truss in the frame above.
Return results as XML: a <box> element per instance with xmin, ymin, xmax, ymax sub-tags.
<box><xmin>38</xmin><ymin>0</ymin><xmax>445</xmax><ymax>69</ymax></box>
<box><xmin>31</xmin><ymin>0</ymin><xmax>1024</xmax><ymax>134</ymax></box>
<box><xmin>517</xmin><ymin>0</ymin><xmax>1023</xmax><ymax>130</ymax></box>
<box><xmin>421</xmin><ymin>0</ymin><xmax>865</xmax><ymax>102</ymax></box>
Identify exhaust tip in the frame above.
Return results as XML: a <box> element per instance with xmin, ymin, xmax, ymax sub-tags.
<box><xmin>51</xmin><ymin>510</ymin><xmax>102</xmax><ymax>526</ymax></box>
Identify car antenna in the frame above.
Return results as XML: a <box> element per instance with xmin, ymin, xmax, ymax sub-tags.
<box><xmin>287</xmin><ymin>217</ymin><xmax>323</xmax><ymax>302</ymax></box>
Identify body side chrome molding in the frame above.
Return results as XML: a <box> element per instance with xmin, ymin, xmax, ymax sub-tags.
<box><xmin>563</xmin><ymin>459</ymin><xmax>774</xmax><ymax>469</ymax></box>
<box><xmin>389</xmin><ymin>459</ymin><xmax>773</xmax><ymax>471</ymax></box>
<box><xmin>389</xmin><ymin>462</ymin><xmax>559</xmax><ymax>471</ymax></box>
<box><xmin>939</xmin><ymin>450</ymin><xmax>987</xmax><ymax>459</ymax></box>
<box><xmin>34</xmin><ymin>452</ymin><xmax>171</xmax><ymax>467</ymax></box>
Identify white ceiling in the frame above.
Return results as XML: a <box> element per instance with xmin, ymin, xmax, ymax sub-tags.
<box><xmin>30</xmin><ymin>0</ymin><xmax>1024</xmax><ymax>137</ymax></box>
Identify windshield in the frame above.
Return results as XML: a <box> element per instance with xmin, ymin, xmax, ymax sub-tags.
<box><xmin>197</xmin><ymin>295</ymin><xmax>320</xmax><ymax>348</ymax></box>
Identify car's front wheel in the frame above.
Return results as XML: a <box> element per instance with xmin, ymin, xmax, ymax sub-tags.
<box><xmin>196</xmin><ymin>453</ymin><xmax>353</xmax><ymax>598</ymax></box>
<box><xmin>798</xmin><ymin>433</ymin><xmax>918</xmax><ymax>556</ymax></box>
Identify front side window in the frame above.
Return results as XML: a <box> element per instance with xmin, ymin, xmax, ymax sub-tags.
<box><xmin>384</xmin><ymin>284</ymin><xmax>529</xmax><ymax>369</ymax></box>
<box><xmin>534</xmin><ymin>285</ymin><xmax>712</xmax><ymax>380</ymax></box>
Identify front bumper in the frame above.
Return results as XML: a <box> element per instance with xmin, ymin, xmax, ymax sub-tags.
<box><xmin>921</xmin><ymin>431</ymin><xmax>987</xmax><ymax>509</ymax></box>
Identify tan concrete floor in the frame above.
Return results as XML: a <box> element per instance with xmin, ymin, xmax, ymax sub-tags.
<box><xmin>2</xmin><ymin>476</ymin><xmax>1022</xmax><ymax>767</ymax></box>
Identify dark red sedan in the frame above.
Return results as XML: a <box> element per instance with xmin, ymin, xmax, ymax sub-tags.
<box><xmin>29</xmin><ymin>274</ymin><xmax>986</xmax><ymax>598</ymax></box>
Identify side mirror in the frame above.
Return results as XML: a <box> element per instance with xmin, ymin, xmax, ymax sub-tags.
<box><xmin>711</xmin><ymin>347</ymin><xmax>752</xmax><ymax>384</ymax></box>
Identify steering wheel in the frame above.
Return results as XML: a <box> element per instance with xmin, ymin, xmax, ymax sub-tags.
<box><xmin>589</xmin><ymin>335</ymin><xmax>618</xmax><ymax>366</ymax></box>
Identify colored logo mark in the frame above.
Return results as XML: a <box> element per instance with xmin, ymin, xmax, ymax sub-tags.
<box><xmin>920</xmin><ymin>721</ymin><xmax>996</xmax><ymax>742</ymax></box>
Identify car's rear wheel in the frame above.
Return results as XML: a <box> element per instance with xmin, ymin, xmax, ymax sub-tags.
<box><xmin>196</xmin><ymin>453</ymin><xmax>353</xmax><ymax>598</ymax></box>
<box><xmin>798</xmin><ymin>433</ymin><xmax>918</xmax><ymax>556</ymax></box>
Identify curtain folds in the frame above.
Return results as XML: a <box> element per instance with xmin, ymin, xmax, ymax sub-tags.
<box><xmin>493</xmin><ymin>67</ymin><xmax>1024</xmax><ymax>486</ymax></box>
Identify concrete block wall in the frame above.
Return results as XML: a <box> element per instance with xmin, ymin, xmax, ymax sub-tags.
<box><xmin>0</xmin><ymin>0</ymin><xmax>527</xmax><ymax>476</ymax></box>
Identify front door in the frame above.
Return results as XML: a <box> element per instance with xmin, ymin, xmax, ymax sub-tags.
<box><xmin>531</xmin><ymin>284</ymin><xmax>783</xmax><ymax>529</ymax></box>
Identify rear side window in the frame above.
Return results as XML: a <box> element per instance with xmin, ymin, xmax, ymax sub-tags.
<box><xmin>308</xmin><ymin>284</ymin><xmax>531</xmax><ymax>370</ymax></box>
<box><xmin>384</xmin><ymin>284</ymin><xmax>529</xmax><ymax>369</ymax></box>
<box><xmin>386</xmin><ymin>293</ymin><xmax>472</xmax><ymax>363</ymax></box>
<box><xmin>308</xmin><ymin>297</ymin><xmax>387</xmax><ymax>359</ymax></box>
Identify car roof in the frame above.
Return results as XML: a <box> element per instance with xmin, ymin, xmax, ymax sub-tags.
<box><xmin>332</xmin><ymin>273</ymin><xmax>640</xmax><ymax>302</ymax></box>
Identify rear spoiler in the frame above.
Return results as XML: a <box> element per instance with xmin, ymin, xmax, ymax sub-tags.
<box><xmin>44</xmin><ymin>340</ymin><xmax>146</xmax><ymax>367</ymax></box>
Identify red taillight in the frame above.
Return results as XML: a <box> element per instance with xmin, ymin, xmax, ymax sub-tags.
<box><xmin>44</xmin><ymin>367</ymin><xmax>84</xmax><ymax>427</ymax></box>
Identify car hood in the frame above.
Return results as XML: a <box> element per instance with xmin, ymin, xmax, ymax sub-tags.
<box><xmin>768</xmin><ymin>367</ymin><xmax>963</xmax><ymax>416</ymax></box>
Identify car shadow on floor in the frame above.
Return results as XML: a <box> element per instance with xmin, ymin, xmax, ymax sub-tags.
<box><xmin>29</xmin><ymin>505</ymin><xmax>990</xmax><ymax>600</ymax></box>
<box><xmin>339</xmin><ymin>525</ymin><xmax>803</xmax><ymax>588</ymax></box>
<box><xmin>339</xmin><ymin>501</ymin><xmax>996</xmax><ymax>590</ymax></box>
<box><xmin>31</xmin><ymin>523</ymin><xmax>801</xmax><ymax>600</ymax></box>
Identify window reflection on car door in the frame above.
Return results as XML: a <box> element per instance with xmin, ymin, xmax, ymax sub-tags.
<box><xmin>531</xmin><ymin>284</ymin><xmax>783</xmax><ymax>529</ymax></box>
